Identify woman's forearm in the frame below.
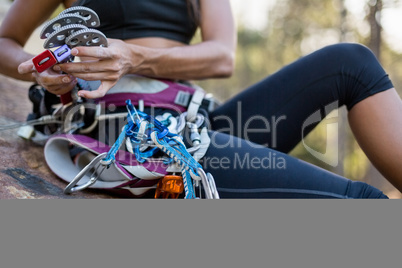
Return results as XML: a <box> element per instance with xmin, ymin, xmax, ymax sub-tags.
<box><xmin>0</xmin><ymin>38</ymin><xmax>35</xmax><ymax>82</ymax></box>
<box><xmin>133</xmin><ymin>40</ymin><xmax>235</xmax><ymax>80</ymax></box>
<box><xmin>132</xmin><ymin>0</ymin><xmax>237</xmax><ymax>81</ymax></box>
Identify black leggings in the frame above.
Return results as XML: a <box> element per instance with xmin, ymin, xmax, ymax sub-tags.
<box><xmin>205</xmin><ymin>43</ymin><xmax>393</xmax><ymax>198</ymax></box>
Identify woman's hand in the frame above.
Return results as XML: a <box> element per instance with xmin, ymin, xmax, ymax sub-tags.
<box><xmin>18</xmin><ymin>59</ymin><xmax>77</xmax><ymax>95</ymax></box>
<box><xmin>55</xmin><ymin>39</ymin><xmax>138</xmax><ymax>99</ymax></box>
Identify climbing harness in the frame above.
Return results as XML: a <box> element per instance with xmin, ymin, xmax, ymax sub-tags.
<box><xmin>0</xmin><ymin>6</ymin><xmax>220</xmax><ymax>199</ymax></box>
<box><xmin>62</xmin><ymin>100</ymin><xmax>219</xmax><ymax>199</ymax></box>
<box><xmin>1</xmin><ymin>82</ymin><xmax>96</xmax><ymax>144</ymax></box>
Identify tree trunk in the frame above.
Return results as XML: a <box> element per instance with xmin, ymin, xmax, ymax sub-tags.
<box><xmin>367</xmin><ymin>0</ymin><xmax>383</xmax><ymax>60</ymax></box>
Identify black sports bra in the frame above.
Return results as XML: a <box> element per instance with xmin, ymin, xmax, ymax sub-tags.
<box><xmin>74</xmin><ymin>0</ymin><xmax>199</xmax><ymax>44</ymax></box>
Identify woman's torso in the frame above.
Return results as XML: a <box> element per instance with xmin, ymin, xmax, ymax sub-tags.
<box><xmin>65</xmin><ymin>0</ymin><xmax>198</xmax><ymax>49</ymax></box>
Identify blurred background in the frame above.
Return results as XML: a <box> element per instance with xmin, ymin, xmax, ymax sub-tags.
<box><xmin>1</xmin><ymin>0</ymin><xmax>402</xmax><ymax>198</ymax></box>
<box><xmin>205</xmin><ymin>0</ymin><xmax>402</xmax><ymax>199</ymax></box>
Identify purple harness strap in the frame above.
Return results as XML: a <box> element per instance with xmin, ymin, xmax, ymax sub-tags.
<box><xmin>95</xmin><ymin>78</ymin><xmax>201</xmax><ymax>112</ymax></box>
<box><xmin>44</xmin><ymin>134</ymin><xmax>168</xmax><ymax>194</ymax></box>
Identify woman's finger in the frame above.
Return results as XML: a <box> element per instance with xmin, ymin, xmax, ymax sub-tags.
<box><xmin>78</xmin><ymin>80</ymin><xmax>116</xmax><ymax>99</ymax></box>
<box><xmin>17</xmin><ymin>60</ymin><xmax>35</xmax><ymax>74</ymax></box>
<box><xmin>55</xmin><ymin>60</ymin><xmax>119</xmax><ymax>74</ymax></box>
<box><xmin>67</xmin><ymin>71</ymin><xmax>120</xmax><ymax>82</ymax></box>
<box><xmin>38</xmin><ymin>78</ymin><xmax>77</xmax><ymax>95</ymax></box>
<box><xmin>70</xmin><ymin>46</ymin><xmax>112</xmax><ymax>59</ymax></box>
<box><xmin>33</xmin><ymin>72</ymin><xmax>76</xmax><ymax>87</ymax></box>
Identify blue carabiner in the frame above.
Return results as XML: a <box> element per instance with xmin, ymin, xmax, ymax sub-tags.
<box><xmin>125</xmin><ymin>100</ymin><xmax>141</xmax><ymax>125</ymax></box>
<box><xmin>101</xmin><ymin>124</ymin><xmax>128</xmax><ymax>165</ymax></box>
<box><xmin>154</xmin><ymin>120</ymin><xmax>169</xmax><ymax>139</ymax></box>
<box><xmin>125</xmin><ymin>99</ymin><xmax>172</xmax><ymax>139</ymax></box>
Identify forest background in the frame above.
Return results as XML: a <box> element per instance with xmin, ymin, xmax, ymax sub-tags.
<box><xmin>0</xmin><ymin>0</ymin><xmax>401</xmax><ymax>198</ymax></box>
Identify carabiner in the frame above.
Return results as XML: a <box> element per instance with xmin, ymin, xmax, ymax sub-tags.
<box><xmin>207</xmin><ymin>172</ymin><xmax>220</xmax><ymax>199</ymax></box>
<box><xmin>197</xmin><ymin>168</ymin><xmax>218</xmax><ymax>199</ymax></box>
<box><xmin>176</xmin><ymin>112</ymin><xmax>204</xmax><ymax>134</ymax></box>
<box><xmin>64</xmin><ymin>152</ymin><xmax>108</xmax><ymax>194</ymax></box>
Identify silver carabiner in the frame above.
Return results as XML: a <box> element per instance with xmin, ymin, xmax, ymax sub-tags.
<box><xmin>176</xmin><ymin>112</ymin><xmax>204</xmax><ymax>134</ymax></box>
<box><xmin>207</xmin><ymin>173</ymin><xmax>220</xmax><ymax>199</ymax></box>
<box><xmin>197</xmin><ymin>168</ymin><xmax>220</xmax><ymax>199</ymax></box>
<box><xmin>64</xmin><ymin>152</ymin><xmax>108</xmax><ymax>194</ymax></box>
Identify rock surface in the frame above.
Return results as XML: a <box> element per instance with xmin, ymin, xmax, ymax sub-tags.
<box><xmin>0</xmin><ymin>75</ymin><xmax>117</xmax><ymax>199</ymax></box>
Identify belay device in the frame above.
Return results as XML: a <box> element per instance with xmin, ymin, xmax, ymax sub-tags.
<box><xmin>10</xmin><ymin>6</ymin><xmax>220</xmax><ymax>199</ymax></box>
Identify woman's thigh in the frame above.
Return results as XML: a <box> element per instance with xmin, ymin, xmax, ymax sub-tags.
<box><xmin>203</xmin><ymin>131</ymin><xmax>388</xmax><ymax>199</ymax></box>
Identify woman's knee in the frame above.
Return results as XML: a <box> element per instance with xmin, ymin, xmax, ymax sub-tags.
<box><xmin>317</xmin><ymin>43</ymin><xmax>390</xmax><ymax>109</ymax></box>
<box><xmin>321</xmin><ymin>43</ymin><xmax>377</xmax><ymax>65</ymax></box>
<box><xmin>346</xmin><ymin>181</ymin><xmax>389</xmax><ymax>199</ymax></box>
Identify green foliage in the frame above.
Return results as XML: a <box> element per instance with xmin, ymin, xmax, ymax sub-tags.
<box><xmin>51</xmin><ymin>4</ymin><xmax>65</xmax><ymax>19</ymax></box>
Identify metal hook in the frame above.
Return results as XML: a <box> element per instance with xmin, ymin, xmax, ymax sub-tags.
<box><xmin>207</xmin><ymin>173</ymin><xmax>220</xmax><ymax>199</ymax></box>
<box><xmin>64</xmin><ymin>152</ymin><xmax>108</xmax><ymax>194</ymax></box>
<box><xmin>197</xmin><ymin>168</ymin><xmax>214</xmax><ymax>199</ymax></box>
<box><xmin>176</xmin><ymin>112</ymin><xmax>204</xmax><ymax>134</ymax></box>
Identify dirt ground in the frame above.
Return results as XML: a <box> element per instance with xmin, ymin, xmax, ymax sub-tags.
<box><xmin>0</xmin><ymin>75</ymin><xmax>119</xmax><ymax>199</ymax></box>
